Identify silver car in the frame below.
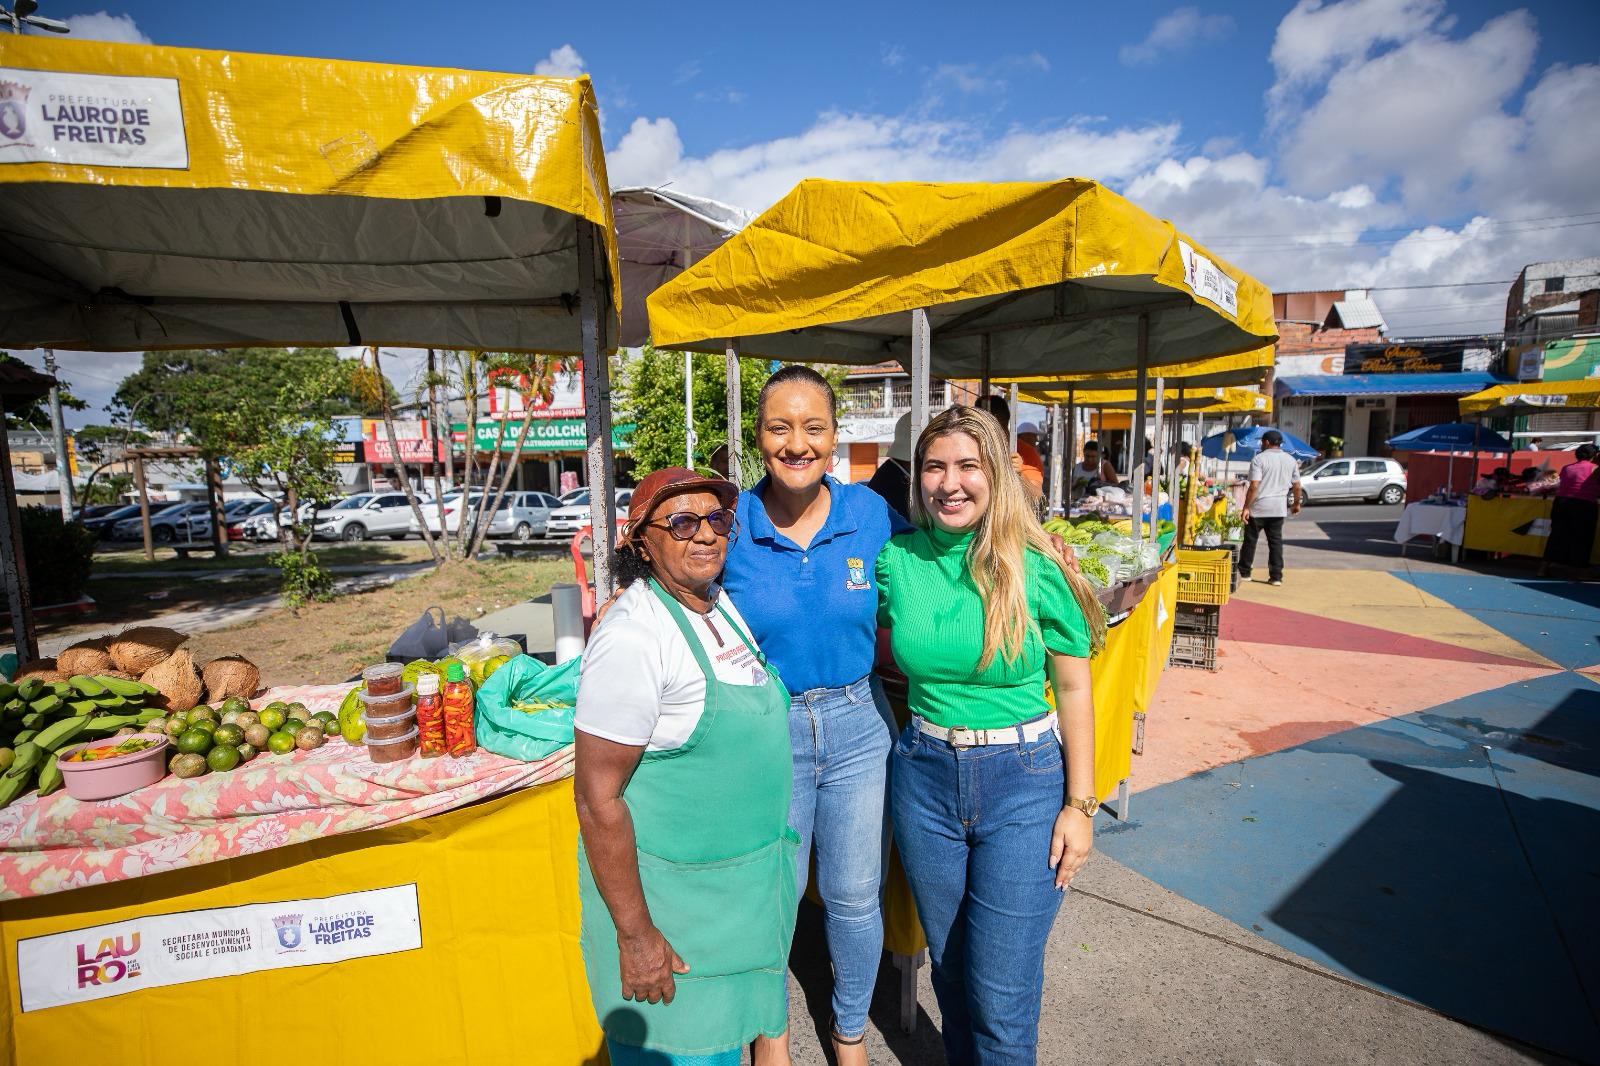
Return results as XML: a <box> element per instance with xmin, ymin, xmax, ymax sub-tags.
<box><xmin>545</xmin><ymin>489</ymin><xmax>634</xmax><ymax>539</ymax></box>
<box><xmin>110</xmin><ymin>501</ymin><xmax>213</xmax><ymax>543</ymax></box>
<box><xmin>1301</xmin><ymin>457</ymin><xmax>1408</xmax><ymax>504</ymax></box>
<box><xmin>483</xmin><ymin>491</ymin><xmax>564</xmax><ymax>542</ymax></box>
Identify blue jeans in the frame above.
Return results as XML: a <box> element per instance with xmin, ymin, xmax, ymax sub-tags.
<box><xmin>788</xmin><ymin>674</ymin><xmax>895</xmax><ymax>1039</ymax></box>
<box><xmin>891</xmin><ymin>718</ymin><xmax>1067</xmax><ymax>1066</ymax></box>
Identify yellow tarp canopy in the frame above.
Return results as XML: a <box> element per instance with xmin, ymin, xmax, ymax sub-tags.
<box><xmin>1002</xmin><ymin>346</ymin><xmax>1276</xmax><ymax>393</ymax></box>
<box><xmin>1025</xmin><ymin>385</ymin><xmax>1272</xmax><ymax>415</ymax></box>
<box><xmin>1458</xmin><ymin>378</ymin><xmax>1600</xmax><ymax>417</ymax></box>
<box><xmin>0</xmin><ymin>35</ymin><xmax>619</xmax><ymax>353</ymax></box>
<box><xmin>647</xmin><ymin>178</ymin><xmax>1277</xmax><ymax>377</ymax></box>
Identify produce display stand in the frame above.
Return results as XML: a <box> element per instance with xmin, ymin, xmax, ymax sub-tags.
<box><xmin>645</xmin><ymin>177</ymin><xmax>1275</xmax><ymax>1030</ymax></box>
<box><xmin>0</xmin><ymin>35</ymin><xmax>622</xmax><ymax>1066</ymax></box>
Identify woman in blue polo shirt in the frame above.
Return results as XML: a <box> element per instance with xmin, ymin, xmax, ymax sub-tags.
<box><xmin>723</xmin><ymin>365</ymin><xmax>908</xmax><ymax>1065</ymax></box>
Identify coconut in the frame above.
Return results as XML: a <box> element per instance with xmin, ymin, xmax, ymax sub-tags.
<box><xmin>140</xmin><ymin>649</ymin><xmax>204</xmax><ymax>713</ymax></box>
<box><xmin>201</xmin><ymin>656</ymin><xmax>261</xmax><ymax>703</ymax></box>
<box><xmin>108</xmin><ymin>626</ymin><xmax>188</xmax><ymax>675</ymax></box>
<box><xmin>56</xmin><ymin>638</ymin><xmax>114</xmax><ymax>677</ymax></box>
<box><xmin>13</xmin><ymin>658</ymin><xmax>68</xmax><ymax>684</ymax></box>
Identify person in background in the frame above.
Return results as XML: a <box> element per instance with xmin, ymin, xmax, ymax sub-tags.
<box><xmin>1239</xmin><ymin>430</ymin><xmax>1302</xmax><ymax>586</ymax></box>
<box><xmin>877</xmin><ymin>405</ymin><xmax>1106</xmax><ymax>1066</ymax></box>
<box><xmin>1539</xmin><ymin>443</ymin><xmax>1599</xmax><ymax>579</ymax></box>
<box><xmin>1175</xmin><ymin>441</ymin><xmax>1194</xmax><ymax>481</ymax></box>
<box><xmin>1069</xmin><ymin>440</ymin><xmax>1119</xmax><ymax>496</ymax></box>
<box><xmin>574</xmin><ymin>468</ymin><xmax>795</xmax><ymax>1066</ymax></box>
<box><xmin>1016</xmin><ymin>420</ymin><xmax>1043</xmax><ymax>457</ymax></box>
<box><xmin>1528</xmin><ymin>438</ymin><xmax>1544</xmax><ymax>451</ymax></box>
<box><xmin>866</xmin><ymin>412</ymin><xmax>914</xmax><ymax>522</ymax></box>
<box><xmin>722</xmin><ymin>366</ymin><xmax>908</xmax><ymax>1066</ymax></box>
<box><xmin>974</xmin><ymin>394</ymin><xmax>1044</xmax><ymax>499</ymax></box>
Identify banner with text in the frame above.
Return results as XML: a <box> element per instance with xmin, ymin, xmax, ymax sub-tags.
<box><xmin>0</xmin><ymin>67</ymin><xmax>188</xmax><ymax>169</ymax></box>
<box><xmin>16</xmin><ymin>884</ymin><xmax>421</xmax><ymax>1012</ymax></box>
<box><xmin>1343</xmin><ymin>340</ymin><xmax>1496</xmax><ymax>375</ymax></box>
<box><xmin>450</xmin><ymin>419</ymin><xmax>634</xmax><ymax>454</ymax></box>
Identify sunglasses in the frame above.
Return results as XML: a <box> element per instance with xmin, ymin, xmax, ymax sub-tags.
<box><xmin>648</xmin><ymin>507</ymin><xmax>736</xmax><ymax>541</ymax></box>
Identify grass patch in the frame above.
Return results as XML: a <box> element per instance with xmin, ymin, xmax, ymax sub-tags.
<box><xmin>93</xmin><ymin>541</ymin><xmax>440</xmax><ymax>574</ymax></box>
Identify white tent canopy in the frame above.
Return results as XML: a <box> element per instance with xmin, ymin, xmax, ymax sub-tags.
<box><xmin>612</xmin><ymin>186</ymin><xmax>751</xmax><ymax>348</ymax></box>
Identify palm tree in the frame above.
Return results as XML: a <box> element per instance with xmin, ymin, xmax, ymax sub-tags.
<box><xmin>465</xmin><ymin>353</ymin><xmax>576</xmax><ymax>557</ymax></box>
<box><xmin>354</xmin><ymin>348</ymin><xmax>443</xmax><ymax>565</ymax></box>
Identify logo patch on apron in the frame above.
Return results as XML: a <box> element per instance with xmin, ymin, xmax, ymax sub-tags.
<box><xmin>845</xmin><ymin>557</ymin><xmax>870</xmax><ymax>591</ymax></box>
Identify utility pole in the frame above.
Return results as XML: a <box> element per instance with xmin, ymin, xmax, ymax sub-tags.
<box><xmin>42</xmin><ymin>349</ymin><xmax>74</xmax><ymax>519</ymax></box>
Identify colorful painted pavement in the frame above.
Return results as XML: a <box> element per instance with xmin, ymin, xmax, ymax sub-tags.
<box><xmin>1098</xmin><ymin>569</ymin><xmax>1600</xmax><ymax>1062</ymax></box>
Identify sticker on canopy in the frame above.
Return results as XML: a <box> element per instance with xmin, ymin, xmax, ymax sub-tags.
<box><xmin>0</xmin><ymin>67</ymin><xmax>187</xmax><ymax>169</ymax></box>
<box><xmin>1177</xmin><ymin>240</ymin><xmax>1239</xmax><ymax>318</ymax></box>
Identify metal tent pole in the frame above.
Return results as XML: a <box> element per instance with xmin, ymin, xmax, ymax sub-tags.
<box><xmin>911</xmin><ymin>310</ymin><xmax>932</xmax><ymax>444</ymax></box>
<box><xmin>684</xmin><ymin>351</ymin><xmax>694</xmax><ymax>468</ymax></box>
<box><xmin>1130</xmin><ymin>314</ymin><xmax>1150</xmax><ymax>544</ymax></box>
<box><xmin>725</xmin><ymin>338</ymin><xmax>742</xmax><ymax>484</ymax></box>
<box><xmin>578</xmin><ymin>217</ymin><xmax>616</xmax><ymax>603</ymax></box>
<box><xmin>1048</xmin><ymin>402</ymin><xmax>1065</xmax><ymax>516</ymax></box>
<box><xmin>979</xmin><ymin>333</ymin><xmax>991</xmax><ymax>403</ymax></box>
<box><xmin>1150</xmin><ymin>376</ymin><xmax>1166</xmax><ymax>548</ymax></box>
<box><xmin>0</xmin><ymin>392</ymin><xmax>38</xmax><ymax>661</ymax></box>
<box><xmin>1065</xmin><ymin>388</ymin><xmax>1077</xmax><ymax>512</ymax></box>
<box><xmin>1008</xmin><ymin>382</ymin><xmax>1019</xmax><ymax>452</ymax></box>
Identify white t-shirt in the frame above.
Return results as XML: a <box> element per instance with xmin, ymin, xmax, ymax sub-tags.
<box><xmin>574</xmin><ymin>580</ymin><xmax>768</xmax><ymax>752</ymax></box>
<box><xmin>1248</xmin><ymin>448</ymin><xmax>1302</xmax><ymax>518</ymax></box>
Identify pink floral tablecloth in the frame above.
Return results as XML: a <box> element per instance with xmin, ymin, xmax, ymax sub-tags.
<box><xmin>0</xmin><ymin>684</ymin><xmax>574</xmax><ymax>901</ymax></box>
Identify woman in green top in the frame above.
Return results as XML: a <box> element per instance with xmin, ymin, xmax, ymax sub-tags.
<box><xmin>877</xmin><ymin>405</ymin><xmax>1106</xmax><ymax>1066</ymax></box>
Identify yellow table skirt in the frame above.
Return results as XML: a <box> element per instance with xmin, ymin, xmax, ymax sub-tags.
<box><xmin>0</xmin><ymin>782</ymin><xmax>602</xmax><ymax>1066</ymax></box>
<box><xmin>883</xmin><ymin>565</ymin><xmax>1177</xmax><ymax>957</ymax></box>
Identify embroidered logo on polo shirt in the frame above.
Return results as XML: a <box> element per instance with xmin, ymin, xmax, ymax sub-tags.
<box><xmin>845</xmin><ymin>557</ymin><xmax>870</xmax><ymax>591</ymax></box>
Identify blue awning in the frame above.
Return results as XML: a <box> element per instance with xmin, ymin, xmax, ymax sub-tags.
<box><xmin>1275</xmin><ymin>372</ymin><xmax>1513</xmax><ymax>398</ymax></box>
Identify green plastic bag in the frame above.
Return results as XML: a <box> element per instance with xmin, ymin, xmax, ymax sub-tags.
<box><xmin>0</xmin><ymin>653</ymin><xmax>15</xmax><ymax>683</ymax></box>
<box><xmin>473</xmin><ymin>654</ymin><xmax>580</xmax><ymax>762</ymax></box>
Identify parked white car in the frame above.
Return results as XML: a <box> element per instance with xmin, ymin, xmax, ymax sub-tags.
<box><xmin>545</xmin><ymin>489</ymin><xmax>634</xmax><ymax>540</ymax></box>
<box><xmin>314</xmin><ymin>492</ymin><xmax>428</xmax><ymax>541</ymax></box>
<box><xmin>483</xmin><ymin>491</ymin><xmax>564</xmax><ymax>541</ymax></box>
<box><xmin>409</xmin><ymin>491</ymin><xmax>486</xmax><ymax>535</ymax></box>
<box><xmin>1300</xmin><ymin>457</ymin><xmax>1408</xmax><ymax>504</ymax></box>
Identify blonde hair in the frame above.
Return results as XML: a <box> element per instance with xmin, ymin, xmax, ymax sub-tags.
<box><xmin>911</xmin><ymin>406</ymin><xmax>1107</xmax><ymax>669</ymax></box>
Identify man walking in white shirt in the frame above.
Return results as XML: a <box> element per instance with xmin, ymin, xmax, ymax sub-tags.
<box><xmin>1239</xmin><ymin>430</ymin><xmax>1303</xmax><ymax>586</ymax></box>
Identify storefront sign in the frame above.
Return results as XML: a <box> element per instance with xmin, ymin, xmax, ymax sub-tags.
<box><xmin>366</xmin><ymin>437</ymin><xmax>445</xmax><ymax>464</ymax></box>
<box><xmin>16</xmin><ymin>884</ymin><xmax>421</xmax><ymax>1012</ymax></box>
<box><xmin>488</xmin><ymin>367</ymin><xmax>585</xmax><ymax>420</ymax></box>
<box><xmin>1177</xmin><ymin>241</ymin><xmax>1239</xmax><ymax>317</ymax></box>
<box><xmin>1537</xmin><ymin>337</ymin><xmax>1600</xmax><ymax>382</ymax></box>
<box><xmin>1344</xmin><ymin>342</ymin><xmax>1468</xmax><ymax>374</ymax></box>
<box><xmin>0</xmin><ymin>67</ymin><xmax>188</xmax><ymax>170</ymax></box>
<box><xmin>451</xmin><ymin>419</ymin><xmax>633</xmax><ymax>453</ymax></box>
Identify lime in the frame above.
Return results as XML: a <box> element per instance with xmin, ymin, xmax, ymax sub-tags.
<box><xmin>295</xmin><ymin>726</ymin><xmax>325</xmax><ymax>751</ymax></box>
<box><xmin>235</xmin><ymin>742</ymin><xmax>257</xmax><ymax>763</ymax></box>
<box><xmin>171</xmin><ymin>752</ymin><xmax>208</xmax><ymax>778</ymax></box>
<box><xmin>221</xmin><ymin>697</ymin><xmax>250</xmax><ymax>717</ymax></box>
<box><xmin>189</xmin><ymin>718</ymin><xmax>217</xmax><ymax>736</ymax></box>
<box><xmin>175</xmin><ymin>728</ymin><xmax>214</xmax><ymax>755</ymax></box>
<box><xmin>280</xmin><ymin>718</ymin><xmax>305</xmax><ymax>735</ymax></box>
<box><xmin>264</xmin><ymin>701</ymin><xmax>289</xmax><ymax>715</ymax></box>
<box><xmin>313</xmin><ymin>711</ymin><xmax>338</xmax><ymax>730</ymax></box>
<box><xmin>165</xmin><ymin>718</ymin><xmax>189</xmax><ymax>738</ymax></box>
<box><xmin>205</xmin><ymin>744</ymin><xmax>241</xmax><ymax>773</ymax></box>
<box><xmin>286</xmin><ymin>706</ymin><xmax>311</xmax><ymax>724</ymax></box>
<box><xmin>258</xmin><ymin>707</ymin><xmax>286</xmax><ymax>731</ymax></box>
<box><xmin>220</xmin><ymin>710</ymin><xmax>239</xmax><ymax>725</ymax></box>
<box><xmin>266</xmin><ymin>731</ymin><xmax>297</xmax><ymax>755</ymax></box>
<box><xmin>235</xmin><ymin>710</ymin><xmax>260</xmax><ymax>728</ymax></box>
<box><xmin>212</xmin><ymin>724</ymin><xmax>245</xmax><ymax>747</ymax></box>
<box><xmin>244</xmin><ymin>723</ymin><xmax>272</xmax><ymax>749</ymax></box>
<box><xmin>188</xmin><ymin>706</ymin><xmax>218</xmax><ymax>725</ymax></box>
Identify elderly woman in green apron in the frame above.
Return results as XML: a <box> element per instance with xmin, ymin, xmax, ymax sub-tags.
<box><xmin>574</xmin><ymin>467</ymin><xmax>800</xmax><ymax>1066</ymax></box>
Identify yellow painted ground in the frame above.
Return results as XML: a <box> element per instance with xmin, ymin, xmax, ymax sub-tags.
<box><xmin>1232</xmin><ymin>570</ymin><xmax>1555</xmax><ymax>666</ymax></box>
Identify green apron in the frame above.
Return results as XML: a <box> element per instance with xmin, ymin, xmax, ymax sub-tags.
<box><xmin>579</xmin><ymin>580</ymin><xmax>799</xmax><ymax>1056</ymax></box>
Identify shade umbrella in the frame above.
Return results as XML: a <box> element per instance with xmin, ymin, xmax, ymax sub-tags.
<box><xmin>1199</xmin><ymin>425</ymin><xmax>1317</xmax><ymax>462</ymax></box>
<box><xmin>1386</xmin><ymin>422</ymin><xmax>1512</xmax><ymax>495</ymax></box>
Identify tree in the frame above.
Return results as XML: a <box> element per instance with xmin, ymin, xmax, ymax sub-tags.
<box><xmin>109</xmin><ymin>348</ymin><xmax>381</xmax><ymax>444</ymax></box>
<box><xmin>620</xmin><ymin>344</ymin><xmax>771</xmax><ymax>479</ymax></box>
<box><xmin>80</xmin><ymin>472</ymin><xmax>133</xmax><ymax>506</ymax></box>
<box><xmin>74</xmin><ymin>423</ymin><xmax>151</xmax><ymax>465</ymax></box>
<box><xmin>350</xmin><ymin>348</ymin><xmax>444</xmax><ymax>566</ymax></box>
<box><xmin>465</xmin><ymin>353</ymin><xmax>577</xmax><ymax>558</ymax></box>
<box><xmin>0</xmin><ymin>352</ymin><xmax>88</xmax><ymax>430</ymax></box>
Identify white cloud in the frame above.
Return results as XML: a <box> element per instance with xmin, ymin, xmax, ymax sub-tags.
<box><xmin>674</xmin><ymin>61</ymin><xmax>702</xmax><ymax>86</ymax></box>
<box><xmin>882</xmin><ymin>44</ymin><xmax>907</xmax><ymax>70</ymax></box>
<box><xmin>1120</xmin><ymin>7</ymin><xmax>1235</xmax><ymax>65</ymax></box>
<box><xmin>931</xmin><ymin>64</ymin><xmax>996</xmax><ymax>94</ymax></box>
<box><xmin>59</xmin><ymin>12</ymin><xmax>149</xmax><ymax>45</ymax></box>
<box><xmin>533</xmin><ymin>44</ymin><xmax>585</xmax><ymax>78</ymax></box>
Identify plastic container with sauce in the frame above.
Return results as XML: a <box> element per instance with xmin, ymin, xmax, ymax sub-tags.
<box><xmin>363</xmin><ymin>708</ymin><xmax>417</xmax><ymax>742</ymax></box>
<box><xmin>416</xmin><ymin>673</ymin><xmax>446</xmax><ymax>758</ymax></box>
<box><xmin>362</xmin><ymin>662</ymin><xmax>405</xmax><ymax>698</ymax></box>
<box><xmin>357</xmin><ymin>683</ymin><xmax>414</xmax><ymax>720</ymax></box>
<box><xmin>366</xmin><ymin>725</ymin><xmax>419</xmax><ymax>764</ymax></box>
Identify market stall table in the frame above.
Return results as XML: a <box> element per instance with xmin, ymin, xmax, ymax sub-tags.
<box><xmin>1395</xmin><ymin>501</ymin><xmax>1467</xmax><ymax>561</ymax></box>
<box><xmin>0</xmin><ymin>686</ymin><xmax>597</xmax><ymax>1065</ymax></box>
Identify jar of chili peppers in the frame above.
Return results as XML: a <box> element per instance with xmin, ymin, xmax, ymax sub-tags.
<box><xmin>442</xmin><ymin>661</ymin><xmax>476</xmax><ymax>757</ymax></box>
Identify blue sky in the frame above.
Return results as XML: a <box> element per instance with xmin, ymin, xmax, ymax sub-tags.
<box><xmin>9</xmin><ymin>0</ymin><xmax>1600</xmax><ymax>425</ymax></box>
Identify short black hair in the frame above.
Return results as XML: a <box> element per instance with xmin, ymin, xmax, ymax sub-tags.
<box><xmin>757</xmin><ymin>365</ymin><xmax>837</xmax><ymax>425</ymax></box>
<box><xmin>1179</xmin><ymin>442</ymin><xmax>1194</xmax><ymax>458</ymax></box>
<box><xmin>1577</xmin><ymin>443</ymin><xmax>1597</xmax><ymax>462</ymax></box>
<box><xmin>1082</xmin><ymin>439</ymin><xmax>1100</xmax><ymax>452</ymax></box>
<box><xmin>612</xmin><ymin>543</ymin><xmax>653</xmax><ymax>587</ymax></box>
<box><xmin>1261</xmin><ymin>430</ymin><xmax>1284</xmax><ymax>447</ymax></box>
<box><xmin>974</xmin><ymin>393</ymin><xmax>1010</xmax><ymax>428</ymax></box>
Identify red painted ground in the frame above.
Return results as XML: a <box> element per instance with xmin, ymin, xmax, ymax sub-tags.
<box><xmin>1218</xmin><ymin>598</ymin><xmax>1543</xmax><ymax>668</ymax></box>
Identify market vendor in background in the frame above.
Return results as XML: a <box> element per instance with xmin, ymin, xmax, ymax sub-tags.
<box><xmin>722</xmin><ymin>366</ymin><xmax>909</xmax><ymax>1066</ymax></box>
<box><xmin>1539</xmin><ymin>443</ymin><xmax>1599</xmax><ymax>580</ymax></box>
<box><xmin>573</xmin><ymin>467</ymin><xmax>797</xmax><ymax>1066</ymax></box>
<box><xmin>975</xmin><ymin>393</ymin><xmax>1044</xmax><ymax>500</ymax></box>
<box><xmin>876</xmin><ymin>405</ymin><xmax>1105</xmax><ymax>1066</ymax></box>
<box><xmin>866</xmin><ymin>411</ymin><xmax>914</xmax><ymax>522</ymax></box>
<box><xmin>1070</xmin><ymin>439</ymin><xmax>1120</xmax><ymax>496</ymax></box>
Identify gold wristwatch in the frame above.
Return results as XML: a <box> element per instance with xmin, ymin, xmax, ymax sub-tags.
<box><xmin>1066</xmin><ymin>795</ymin><xmax>1099</xmax><ymax>817</ymax></box>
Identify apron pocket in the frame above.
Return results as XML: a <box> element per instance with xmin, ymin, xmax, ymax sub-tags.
<box><xmin>637</xmin><ymin>832</ymin><xmax>800</xmax><ymax>980</ymax></box>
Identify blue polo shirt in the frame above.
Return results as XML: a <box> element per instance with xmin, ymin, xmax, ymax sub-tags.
<box><xmin>723</xmin><ymin>474</ymin><xmax>912</xmax><ymax>695</ymax></box>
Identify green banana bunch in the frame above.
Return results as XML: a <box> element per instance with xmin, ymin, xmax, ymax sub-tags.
<box><xmin>35</xmin><ymin>753</ymin><xmax>62</xmax><ymax>797</ymax></box>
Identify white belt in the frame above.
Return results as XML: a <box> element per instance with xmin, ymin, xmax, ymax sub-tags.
<box><xmin>915</xmin><ymin>715</ymin><xmax>1056</xmax><ymax>749</ymax></box>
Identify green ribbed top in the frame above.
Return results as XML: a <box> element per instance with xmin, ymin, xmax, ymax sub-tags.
<box><xmin>876</xmin><ymin>525</ymin><xmax>1092</xmax><ymax>729</ymax></box>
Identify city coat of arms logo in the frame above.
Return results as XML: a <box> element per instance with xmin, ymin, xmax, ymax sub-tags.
<box><xmin>272</xmin><ymin>913</ymin><xmax>305</xmax><ymax>951</ymax></box>
<box><xmin>0</xmin><ymin>81</ymin><xmax>29</xmax><ymax>142</ymax></box>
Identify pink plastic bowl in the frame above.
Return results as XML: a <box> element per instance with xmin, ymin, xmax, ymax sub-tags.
<box><xmin>56</xmin><ymin>732</ymin><xmax>170</xmax><ymax>801</ymax></box>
